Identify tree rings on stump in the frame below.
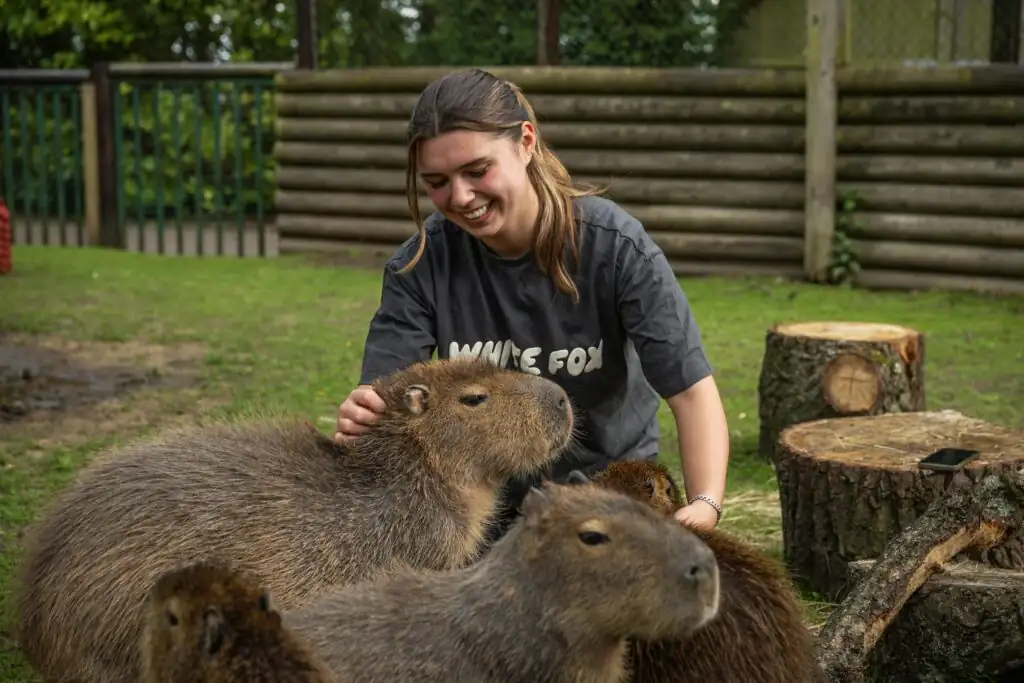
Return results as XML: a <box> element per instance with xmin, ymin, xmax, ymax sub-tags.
<box><xmin>757</xmin><ymin>321</ymin><xmax>925</xmax><ymax>462</ymax></box>
<box><xmin>849</xmin><ymin>559</ymin><xmax>1024</xmax><ymax>683</ymax></box>
<box><xmin>774</xmin><ymin>409</ymin><xmax>1024</xmax><ymax>600</ymax></box>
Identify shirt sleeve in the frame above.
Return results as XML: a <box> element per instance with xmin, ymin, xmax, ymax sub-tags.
<box><xmin>358</xmin><ymin>256</ymin><xmax>437</xmax><ymax>385</ymax></box>
<box><xmin>616</xmin><ymin>240</ymin><xmax>713</xmax><ymax>399</ymax></box>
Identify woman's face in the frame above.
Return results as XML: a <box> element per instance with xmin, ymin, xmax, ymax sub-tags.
<box><xmin>416</xmin><ymin>124</ymin><xmax>537</xmax><ymax>254</ymax></box>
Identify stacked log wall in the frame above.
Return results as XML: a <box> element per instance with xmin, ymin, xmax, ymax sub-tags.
<box><xmin>271</xmin><ymin>66</ymin><xmax>1024</xmax><ymax>292</ymax></box>
<box><xmin>271</xmin><ymin>67</ymin><xmax>810</xmax><ymax>278</ymax></box>
<box><xmin>835</xmin><ymin>68</ymin><xmax>1024</xmax><ymax>296</ymax></box>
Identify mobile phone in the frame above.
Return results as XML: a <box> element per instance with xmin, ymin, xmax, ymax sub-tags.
<box><xmin>918</xmin><ymin>447</ymin><xmax>980</xmax><ymax>472</ymax></box>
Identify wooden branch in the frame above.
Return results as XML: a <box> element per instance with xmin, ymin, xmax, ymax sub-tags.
<box><xmin>814</xmin><ymin>469</ymin><xmax>1024</xmax><ymax>683</ymax></box>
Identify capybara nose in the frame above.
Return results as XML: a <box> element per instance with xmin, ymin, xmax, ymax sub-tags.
<box><xmin>679</xmin><ymin>536</ymin><xmax>718</xmax><ymax>589</ymax></box>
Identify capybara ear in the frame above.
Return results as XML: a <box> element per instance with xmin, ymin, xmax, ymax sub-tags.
<box><xmin>201</xmin><ymin>606</ymin><xmax>225</xmax><ymax>656</ymax></box>
<box><xmin>519</xmin><ymin>485</ymin><xmax>554</xmax><ymax>520</ymax></box>
<box><xmin>403</xmin><ymin>384</ymin><xmax>430</xmax><ymax>415</ymax></box>
<box><xmin>565</xmin><ymin>470</ymin><xmax>590</xmax><ymax>486</ymax></box>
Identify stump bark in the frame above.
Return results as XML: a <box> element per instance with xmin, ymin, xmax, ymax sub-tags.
<box><xmin>846</xmin><ymin>559</ymin><xmax>1024</xmax><ymax>683</ymax></box>
<box><xmin>814</xmin><ymin>469</ymin><xmax>1024</xmax><ymax>683</ymax></box>
<box><xmin>774</xmin><ymin>409</ymin><xmax>1024</xmax><ymax>599</ymax></box>
<box><xmin>757</xmin><ymin>321</ymin><xmax>925</xmax><ymax>462</ymax></box>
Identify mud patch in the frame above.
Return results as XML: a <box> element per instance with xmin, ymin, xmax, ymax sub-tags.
<box><xmin>0</xmin><ymin>333</ymin><xmax>214</xmax><ymax>447</ymax></box>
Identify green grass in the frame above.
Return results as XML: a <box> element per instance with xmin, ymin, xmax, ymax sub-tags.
<box><xmin>1</xmin><ymin>245</ymin><xmax>1022</xmax><ymax>681</ymax></box>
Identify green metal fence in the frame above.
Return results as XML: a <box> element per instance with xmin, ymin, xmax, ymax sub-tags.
<box><xmin>0</xmin><ymin>63</ymin><xmax>288</xmax><ymax>257</ymax></box>
<box><xmin>0</xmin><ymin>73</ymin><xmax>88</xmax><ymax>248</ymax></box>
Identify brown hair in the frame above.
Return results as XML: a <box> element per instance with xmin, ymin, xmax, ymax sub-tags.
<box><xmin>399</xmin><ymin>68</ymin><xmax>604</xmax><ymax>304</ymax></box>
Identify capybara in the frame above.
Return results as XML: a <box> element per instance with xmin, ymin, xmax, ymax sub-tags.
<box><xmin>139</xmin><ymin>561</ymin><xmax>340</xmax><ymax>682</ymax></box>
<box><xmin>572</xmin><ymin>460</ymin><xmax>824</xmax><ymax>683</ymax></box>
<box><xmin>283</xmin><ymin>481</ymin><xmax>722</xmax><ymax>683</ymax></box>
<box><xmin>15</xmin><ymin>356</ymin><xmax>574</xmax><ymax>683</ymax></box>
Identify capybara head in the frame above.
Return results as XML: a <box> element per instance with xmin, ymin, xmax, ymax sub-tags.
<box><xmin>369</xmin><ymin>356</ymin><xmax>574</xmax><ymax>480</ymax></box>
<box><xmin>571</xmin><ymin>460</ymin><xmax>683</xmax><ymax>516</ymax></box>
<box><xmin>509</xmin><ymin>481</ymin><xmax>720</xmax><ymax>642</ymax></box>
<box><xmin>139</xmin><ymin>561</ymin><xmax>336</xmax><ymax>682</ymax></box>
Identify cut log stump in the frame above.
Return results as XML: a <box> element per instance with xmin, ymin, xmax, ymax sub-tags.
<box><xmin>815</xmin><ymin>469</ymin><xmax>1024</xmax><ymax>683</ymax></box>
<box><xmin>846</xmin><ymin>559</ymin><xmax>1024</xmax><ymax>683</ymax></box>
<box><xmin>775</xmin><ymin>409</ymin><xmax>1024</xmax><ymax>600</ymax></box>
<box><xmin>757</xmin><ymin>321</ymin><xmax>925</xmax><ymax>462</ymax></box>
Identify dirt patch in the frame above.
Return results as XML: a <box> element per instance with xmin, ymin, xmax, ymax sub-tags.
<box><xmin>0</xmin><ymin>333</ymin><xmax>214</xmax><ymax>448</ymax></box>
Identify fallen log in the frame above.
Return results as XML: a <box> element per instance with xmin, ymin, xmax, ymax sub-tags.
<box><xmin>275</xmin><ymin>117</ymin><xmax>806</xmax><ymax>152</ymax></box>
<box><xmin>757</xmin><ymin>321</ymin><xmax>926</xmax><ymax>463</ymax></box>
<box><xmin>814</xmin><ymin>469</ymin><xmax>1024</xmax><ymax>683</ymax></box>
<box><xmin>838</xmin><ymin>154</ymin><xmax>1024</xmax><ymax>186</ymax></box>
<box><xmin>837</xmin><ymin>125</ymin><xmax>1024</xmax><ymax>156</ymax></box>
<box><xmin>851</xmin><ymin>212</ymin><xmax>1024</xmax><ymax>248</ymax></box>
<box><xmin>775</xmin><ymin>410</ymin><xmax>1024</xmax><ymax>600</ymax></box>
<box><xmin>853</xmin><ymin>269</ymin><xmax>1024</xmax><ymax>296</ymax></box>
<box><xmin>838</xmin><ymin>180</ymin><xmax>1024</xmax><ymax>218</ymax></box>
<box><xmin>853</xmin><ymin>239</ymin><xmax>1024</xmax><ymax>279</ymax></box>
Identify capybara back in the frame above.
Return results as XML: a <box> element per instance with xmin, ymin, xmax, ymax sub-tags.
<box><xmin>284</xmin><ymin>482</ymin><xmax>721</xmax><ymax>683</ymax></box>
<box><xmin>15</xmin><ymin>356</ymin><xmax>573</xmax><ymax>683</ymax></box>
<box><xmin>140</xmin><ymin>561</ymin><xmax>339</xmax><ymax>682</ymax></box>
<box><xmin>580</xmin><ymin>460</ymin><xmax>824</xmax><ymax>683</ymax></box>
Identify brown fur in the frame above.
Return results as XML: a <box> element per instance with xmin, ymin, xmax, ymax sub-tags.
<box><xmin>15</xmin><ymin>356</ymin><xmax>574</xmax><ymax>683</ymax></box>
<box><xmin>140</xmin><ymin>561</ymin><xmax>340</xmax><ymax>682</ymax></box>
<box><xmin>283</xmin><ymin>481</ymin><xmax>722</xmax><ymax>683</ymax></box>
<box><xmin>574</xmin><ymin>460</ymin><xmax>824</xmax><ymax>683</ymax></box>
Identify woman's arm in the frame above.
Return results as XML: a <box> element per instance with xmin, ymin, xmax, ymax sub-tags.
<box><xmin>615</xmin><ymin>230</ymin><xmax>730</xmax><ymax>531</ymax></box>
<box><xmin>666</xmin><ymin>375</ymin><xmax>730</xmax><ymax>530</ymax></box>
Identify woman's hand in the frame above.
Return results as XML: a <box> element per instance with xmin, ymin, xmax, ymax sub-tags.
<box><xmin>334</xmin><ymin>384</ymin><xmax>387</xmax><ymax>442</ymax></box>
<box><xmin>674</xmin><ymin>500</ymin><xmax>720</xmax><ymax>532</ymax></box>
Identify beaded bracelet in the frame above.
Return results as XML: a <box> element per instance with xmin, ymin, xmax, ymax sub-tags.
<box><xmin>689</xmin><ymin>494</ymin><xmax>723</xmax><ymax>523</ymax></box>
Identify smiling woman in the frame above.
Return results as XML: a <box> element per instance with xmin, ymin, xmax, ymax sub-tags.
<box><xmin>333</xmin><ymin>67</ymin><xmax>731</xmax><ymax>545</ymax></box>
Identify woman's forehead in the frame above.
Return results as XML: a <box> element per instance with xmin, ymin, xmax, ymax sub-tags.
<box><xmin>417</xmin><ymin>130</ymin><xmax>507</xmax><ymax>175</ymax></box>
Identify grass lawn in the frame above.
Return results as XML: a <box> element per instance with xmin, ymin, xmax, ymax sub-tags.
<box><xmin>1</xmin><ymin>245</ymin><xmax>1022</xmax><ymax>681</ymax></box>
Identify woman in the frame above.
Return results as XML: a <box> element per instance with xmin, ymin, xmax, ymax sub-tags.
<box><xmin>334</xmin><ymin>67</ymin><xmax>729</xmax><ymax>536</ymax></box>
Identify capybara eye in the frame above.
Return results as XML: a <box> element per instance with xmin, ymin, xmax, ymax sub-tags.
<box><xmin>165</xmin><ymin>609</ymin><xmax>178</xmax><ymax>627</ymax></box>
<box><xmin>258</xmin><ymin>594</ymin><xmax>270</xmax><ymax>612</ymax></box>
<box><xmin>578</xmin><ymin>531</ymin><xmax>609</xmax><ymax>546</ymax></box>
<box><xmin>643</xmin><ymin>480</ymin><xmax>655</xmax><ymax>496</ymax></box>
<box><xmin>459</xmin><ymin>393</ymin><xmax>488</xmax><ymax>407</ymax></box>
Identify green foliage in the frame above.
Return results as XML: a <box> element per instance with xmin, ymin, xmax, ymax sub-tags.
<box><xmin>828</xmin><ymin>189</ymin><xmax>863</xmax><ymax>286</ymax></box>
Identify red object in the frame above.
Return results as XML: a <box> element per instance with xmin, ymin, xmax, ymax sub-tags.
<box><xmin>0</xmin><ymin>199</ymin><xmax>11</xmax><ymax>274</ymax></box>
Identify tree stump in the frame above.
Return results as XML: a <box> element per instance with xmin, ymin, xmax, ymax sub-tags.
<box><xmin>774</xmin><ymin>409</ymin><xmax>1024</xmax><ymax>600</ymax></box>
<box><xmin>846</xmin><ymin>559</ymin><xmax>1024</xmax><ymax>683</ymax></box>
<box><xmin>757</xmin><ymin>321</ymin><xmax>925</xmax><ymax>462</ymax></box>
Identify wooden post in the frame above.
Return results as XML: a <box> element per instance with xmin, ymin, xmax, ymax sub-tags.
<box><xmin>90</xmin><ymin>62</ymin><xmax>121</xmax><ymax>248</ymax></box>
<box><xmin>296</xmin><ymin>0</ymin><xmax>317</xmax><ymax>69</ymax></box>
<box><xmin>803</xmin><ymin>0</ymin><xmax>839</xmax><ymax>282</ymax></box>
<box><xmin>536</xmin><ymin>0</ymin><xmax>560</xmax><ymax>66</ymax></box>
<box><xmin>79</xmin><ymin>82</ymin><xmax>100</xmax><ymax>246</ymax></box>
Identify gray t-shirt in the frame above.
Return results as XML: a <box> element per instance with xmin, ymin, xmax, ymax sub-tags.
<box><xmin>358</xmin><ymin>194</ymin><xmax>712</xmax><ymax>479</ymax></box>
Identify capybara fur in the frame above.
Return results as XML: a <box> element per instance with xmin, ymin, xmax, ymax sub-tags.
<box><xmin>283</xmin><ymin>481</ymin><xmax>722</xmax><ymax>683</ymax></box>
<box><xmin>573</xmin><ymin>460</ymin><xmax>824</xmax><ymax>683</ymax></box>
<box><xmin>15</xmin><ymin>356</ymin><xmax>574</xmax><ymax>683</ymax></box>
<box><xmin>140</xmin><ymin>561</ymin><xmax>340</xmax><ymax>683</ymax></box>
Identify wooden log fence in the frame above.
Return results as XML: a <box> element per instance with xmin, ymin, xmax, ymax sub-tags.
<box><xmin>271</xmin><ymin>62</ymin><xmax>1024</xmax><ymax>294</ymax></box>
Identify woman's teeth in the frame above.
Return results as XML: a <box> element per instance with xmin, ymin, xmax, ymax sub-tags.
<box><xmin>464</xmin><ymin>203</ymin><xmax>490</xmax><ymax>220</ymax></box>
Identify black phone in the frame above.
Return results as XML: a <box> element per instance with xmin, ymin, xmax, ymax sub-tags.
<box><xmin>918</xmin><ymin>447</ymin><xmax>980</xmax><ymax>472</ymax></box>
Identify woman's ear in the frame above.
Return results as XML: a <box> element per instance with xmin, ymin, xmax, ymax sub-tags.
<box><xmin>519</xmin><ymin>121</ymin><xmax>537</xmax><ymax>163</ymax></box>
